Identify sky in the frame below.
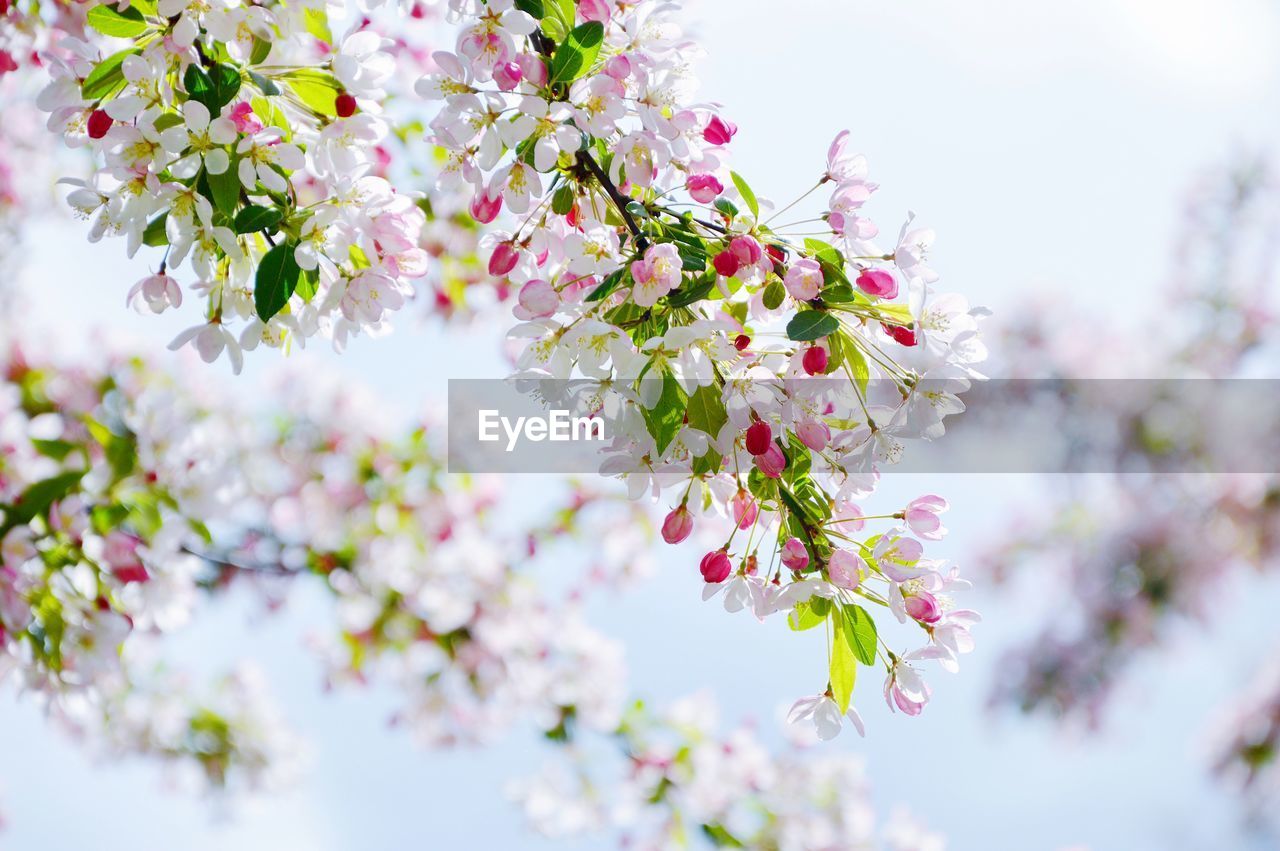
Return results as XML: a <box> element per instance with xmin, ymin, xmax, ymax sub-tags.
<box><xmin>3</xmin><ymin>0</ymin><xmax>1280</xmax><ymax>848</ymax></box>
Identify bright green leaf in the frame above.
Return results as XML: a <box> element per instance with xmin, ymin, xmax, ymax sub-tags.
<box><xmin>685</xmin><ymin>383</ymin><xmax>726</xmax><ymax>439</ymax></box>
<box><xmin>730</xmin><ymin>171</ymin><xmax>758</xmax><ymax>219</ymax></box>
<box><xmin>86</xmin><ymin>4</ymin><xmax>149</xmax><ymax>38</ymax></box>
<box><xmin>207</xmin><ymin>161</ymin><xmax>241</xmax><ymax>216</ymax></box>
<box><xmin>787</xmin><ymin>600</ymin><xmax>826</xmax><ymax>631</ymax></box>
<box><xmin>841</xmin><ymin>604</ymin><xmax>879</xmax><ymax>666</ymax></box>
<box><xmin>641</xmin><ymin>370</ymin><xmax>687</xmax><ymax>456</ymax></box>
<box><xmin>830</xmin><ymin>612</ymin><xmax>858</xmax><ymax>713</ymax></box>
<box><xmin>234</xmin><ymin>204</ymin><xmax>283</xmax><ymax>234</ymax></box>
<box><xmin>81</xmin><ymin>49</ymin><xmax>135</xmax><ymax>101</ymax></box>
<box><xmin>549</xmin><ymin>21</ymin><xmax>604</xmax><ymax>85</ymax></box>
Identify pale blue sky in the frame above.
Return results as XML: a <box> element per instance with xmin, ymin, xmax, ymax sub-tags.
<box><xmin>3</xmin><ymin>0</ymin><xmax>1280</xmax><ymax>848</ymax></box>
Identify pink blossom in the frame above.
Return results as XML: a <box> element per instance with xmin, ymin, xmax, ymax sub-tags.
<box><xmin>905</xmin><ymin>590</ymin><xmax>942</xmax><ymax>624</ymax></box>
<box><xmin>517</xmin><ymin>279</ymin><xmax>558</xmax><ymax>318</ymax></box>
<box><xmin>700</xmin><ymin>550</ymin><xmax>732</xmax><ymax>583</ymax></box>
<box><xmin>493</xmin><ymin>61</ymin><xmax>522</xmax><ymax>91</ymax></box>
<box><xmin>827</xmin><ymin>549</ymin><xmax>861</xmax><ymax>590</ymax></box>
<box><xmin>228</xmin><ymin>102</ymin><xmax>265</xmax><ymax>134</ymax></box>
<box><xmin>661</xmin><ymin>504</ymin><xmax>694</xmax><ymax>544</ymax></box>
<box><xmin>470</xmin><ymin>188</ymin><xmax>503</xmax><ymax>223</ymax></box>
<box><xmin>784</xmin><ymin>258</ymin><xmax>823</xmax><ymax>301</ymax></box>
<box><xmin>515</xmin><ymin>52</ymin><xmax>548</xmax><ymax>86</ymax></box>
<box><xmin>578</xmin><ymin>0</ymin><xmax>611</xmax><ymax>23</ymax></box>
<box><xmin>488</xmin><ymin>242</ymin><xmax>520</xmax><ymax>276</ymax></box>
<box><xmin>781</xmin><ymin>538</ymin><xmax>810</xmax><ymax>571</ymax></box>
<box><xmin>795</xmin><ymin>418</ymin><xmax>830</xmax><ymax>452</ymax></box>
<box><xmin>686</xmin><ymin>173</ymin><xmax>723</xmax><ymax>204</ymax></box>
<box><xmin>755</xmin><ymin>443</ymin><xmax>786</xmax><ymax>478</ymax></box>
<box><xmin>703</xmin><ymin>115</ymin><xmax>737</xmax><ymax>146</ymax></box>
<box><xmin>731</xmin><ymin>490</ymin><xmax>758</xmax><ymax>530</ymax></box>
<box><xmin>603</xmin><ymin>54</ymin><xmax>631</xmax><ymax>80</ymax></box>
<box><xmin>904</xmin><ymin>495</ymin><xmax>949</xmax><ymax>540</ymax></box>
<box><xmin>856</xmin><ymin>268</ymin><xmax>898</xmax><ymax>299</ymax></box>
<box><xmin>729</xmin><ymin>235</ymin><xmax>762</xmax><ymax>266</ymax></box>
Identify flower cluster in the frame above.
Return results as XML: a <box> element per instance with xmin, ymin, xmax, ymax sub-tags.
<box><xmin>422</xmin><ymin>0</ymin><xmax>985</xmax><ymax>735</ymax></box>
<box><xmin>38</xmin><ymin>0</ymin><xmax>429</xmax><ymax>369</ymax></box>
<box><xmin>510</xmin><ymin>691</ymin><xmax>947</xmax><ymax>849</ymax></box>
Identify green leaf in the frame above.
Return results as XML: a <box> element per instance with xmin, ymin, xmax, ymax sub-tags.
<box><xmin>87</xmin><ymin>4</ymin><xmax>149</xmax><ymax>38</ymax></box>
<box><xmin>685</xmin><ymin>383</ymin><xmax>726</xmax><ymax>439</ymax></box>
<box><xmin>183</xmin><ymin>64</ymin><xmax>215</xmax><ymax>107</ymax></box>
<box><xmin>762</xmin><ymin>279</ymin><xmax>785</xmax><ymax>310</ymax></box>
<box><xmin>208</xmin><ymin>62</ymin><xmax>242</xmax><ymax>109</ymax></box>
<box><xmin>81</xmin><ymin>49</ymin><xmax>135</xmax><ymax>101</ymax></box>
<box><xmin>296</xmin><ymin>267</ymin><xmax>319</xmax><ymax>303</ymax></box>
<box><xmin>249</xmin><ymin>37</ymin><xmax>272</xmax><ymax>66</ymax></box>
<box><xmin>234</xmin><ymin>205</ymin><xmax>283</xmax><ymax>234</ymax></box>
<box><xmin>207</xmin><ymin>161</ymin><xmax>241</xmax><ymax>216</ymax></box>
<box><xmin>700</xmin><ymin>824</ymin><xmax>746</xmax><ymax>849</ymax></box>
<box><xmin>549</xmin><ymin>21</ymin><xmax>604</xmax><ymax>86</ymax></box>
<box><xmin>250</xmin><ymin>96</ymin><xmax>289</xmax><ymax>132</ymax></box>
<box><xmin>285</xmin><ymin>69</ymin><xmax>341</xmax><ymax>116</ymax></box>
<box><xmin>641</xmin><ymin>370</ymin><xmax>686</xmax><ymax>456</ymax></box>
<box><xmin>551</xmin><ymin>184</ymin><xmax>575</xmax><ymax>216</ymax></box>
<box><xmin>787</xmin><ymin>600</ymin><xmax>826</xmax><ymax>631</ymax></box>
<box><xmin>730</xmin><ymin>171</ymin><xmax>758</xmax><ymax>219</ymax></box>
<box><xmin>302</xmin><ymin>8</ymin><xmax>333</xmax><ymax>44</ymax></box>
<box><xmin>31</xmin><ymin>439</ymin><xmax>77</xmax><ymax>461</ymax></box>
<box><xmin>142</xmin><ymin>213</ymin><xmax>169</xmax><ymax>247</ymax></box>
<box><xmin>841</xmin><ymin>604</ymin><xmax>879</xmax><ymax>666</ymax></box>
<box><xmin>248</xmin><ymin>70</ymin><xmax>280</xmax><ymax>96</ymax></box>
<box><xmin>515</xmin><ymin>0</ymin><xmax>545</xmax><ymax>17</ymax></box>
<box><xmin>254</xmin><ymin>241</ymin><xmax>302</xmax><ymax>321</ymax></box>
<box><xmin>585</xmin><ymin>267</ymin><xmax>626</xmax><ymax>302</ymax></box>
<box><xmin>786</xmin><ymin>309</ymin><xmax>839</xmax><ymax>342</ymax></box>
<box><xmin>666</xmin><ymin>273</ymin><xmax>715</xmax><ymax>308</ymax></box>
<box><xmin>152</xmin><ymin>111</ymin><xmax>184</xmax><ymax>131</ymax></box>
<box><xmin>843</xmin><ymin>335</ymin><xmax>870</xmax><ymax>395</ymax></box>
<box><xmin>875</xmin><ymin>303</ymin><xmax>915</xmax><ymax>327</ymax></box>
<box><xmin>713</xmin><ymin>198</ymin><xmax>738</xmax><ymax>219</ymax></box>
<box><xmin>9</xmin><ymin>471</ymin><xmax>87</xmax><ymax>526</ymax></box>
<box><xmin>829</xmin><ymin>612</ymin><xmax>858</xmax><ymax>713</ymax></box>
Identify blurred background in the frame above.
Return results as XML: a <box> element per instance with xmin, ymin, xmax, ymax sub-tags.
<box><xmin>4</xmin><ymin>0</ymin><xmax>1280</xmax><ymax>848</ymax></box>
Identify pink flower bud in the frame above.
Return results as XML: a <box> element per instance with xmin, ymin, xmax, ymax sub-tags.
<box><xmin>229</xmin><ymin>102</ymin><xmax>265</xmax><ymax>134</ymax></box>
<box><xmin>516</xmin><ymin>52</ymin><xmax>548</xmax><ymax>87</ymax></box>
<box><xmin>856</xmin><ymin>268</ymin><xmax>898</xmax><ymax>299</ymax></box>
<box><xmin>494</xmin><ymin>61</ymin><xmax>523</xmax><ymax>91</ymax></box>
<box><xmin>661</xmin><ymin>504</ymin><xmax>694</xmax><ymax>544</ymax></box>
<box><xmin>781</xmin><ymin>537</ymin><xmax>809</xmax><ymax>571</ymax></box>
<box><xmin>578</xmin><ymin>0</ymin><xmax>610</xmax><ymax>23</ymax></box>
<box><xmin>700</xmin><ymin>550</ymin><xmax>732</xmax><ymax>583</ymax></box>
<box><xmin>713</xmin><ymin>250</ymin><xmax>740</xmax><ymax>278</ymax></box>
<box><xmin>745</xmin><ymin>420</ymin><xmax>772</xmax><ymax>456</ymax></box>
<box><xmin>488</xmin><ymin>242</ymin><xmax>520</xmax><ymax>276</ymax></box>
<box><xmin>470</xmin><ymin>189</ymin><xmax>503</xmax><ymax>224</ymax></box>
<box><xmin>755</xmin><ymin>442</ymin><xmax>786</xmax><ymax>478</ymax></box>
<box><xmin>604</xmin><ymin>54</ymin><xmax>632</xmax><ymax>79</ymax></box>
<box><xmin>703</xmin><ymin>115</ymin><xmax>738</xmax><ymax>146</ymax></box>
<box><xmin>802</xmin><ymin>345</ymin><xmax>829</xmax><ymax>375</ymax></box>
<box><xmin>729</xmin><ymin>235</ymin><xmax>762</xmax><ymax>266</ymax></box>
<box><xmin>87</xmin><ymin>108</ymin><xmax>112</xmax><ymax>139</ymax></box>
<box><xmin>686</xmin><ymin>173</ymin><xmax>723</xmax><ymax>204</ymax></box>
<box><xmin>827</xmin><ymin>549</ymin><xmax>861</xmax><ymax>590</ymax></box>
<box><xmin>904</xmin><ymin>494</ymin><xmax>949</xmax><ymax>540</ymax></box>
<box><xmin>731</xmin><ymin>489</ymin><xmax>758</xmax><ymax>530</ymax></box>
<box><xmin>905</xmin><ymin>590</ymin><xmax>942</xmax><ymax>623</ymax></box>
<box><xmin>335</xmin><ymin>91</ymin><xmax>358</xmax><ymax>118</ymax></box>
<box><xmin>518</xmin><ymin>279</ymin><xmax>558</xmax><ymax>318</ymax></box>
<box><xmin>795</xmin><ymin>418</ymin><xmax>830</xmax><ymax>452</ymax></box>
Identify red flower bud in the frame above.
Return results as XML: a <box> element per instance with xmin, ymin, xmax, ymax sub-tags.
<box><xmin>87</xmin><ymin>109</ymin><xmax>112</xmax><ymax>139</ymax></box>
<box><xmin>883</xmin><ymin>324</ymin><xmax>918</xmax><ymax>347</ymax></box>
<box><xmin>335</xmin><ymin>92</ymin><xmax>358</xmax><ymax>118</ymax></box>
<box><xmin>745</xmin><ymin>420</ymin><xmax>772</xmax><ymax>456</ymax></box>
<box><xmin>733</xmin><ymin>334</ymin><xmax>750</xmax><ymax>351</ymax></box>
<box><xmin>802</xmin><ymin>345</ymin><xmax>829</xmax><ymax>375</ymax></box>
<box><xmin>713</xmin><ymin>249</ymin><xmax>739</xmax><ymax>278</ymax></box>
